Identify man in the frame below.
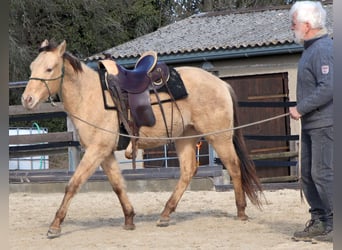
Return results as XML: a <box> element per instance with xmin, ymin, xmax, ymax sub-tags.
<box><xmin>289</xmin><ymin>1</ymin><xmax>333</xmax><ymax>243</ymax></box>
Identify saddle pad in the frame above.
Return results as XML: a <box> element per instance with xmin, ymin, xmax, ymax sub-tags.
<box><xmin>157</xmin><ymin>67</ymin><xmax>188</xmax><ymax>100</ymax></box>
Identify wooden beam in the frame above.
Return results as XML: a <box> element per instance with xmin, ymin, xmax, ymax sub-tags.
<box><xmin>250</xmin><ymin>146</ymin><xmax>289</xmax><ymax>154</ymax></box>
<box><xmin>9</xmin><ymin>148</ymin><xmax>69</xmax><ymax>158</ymax></box>
<box><xmin>260</xmin><ymin>175</ymin><xmax>299</xmax><ymax>183</ymax></box>
<box><xmin>250</xmin><ymin>151</ymin><xmax>298</xmax><ymax>160</ymax></box>
<box><xmin>8</xmin><ymin>81</ymin><xmax>27</xmax><ymax>89</ymax></box>
<box><xmin>9</xmin><ymin>132</ymin><xmax>74</xmax><ymax>145</ymax></box>
<box><xmin>248</xmin><ymin>94</ymin><xmax>288</xmax><ymax>100</ymax></box>
<box><xmin>9</xmin><ymin>166</ymin><xmax>224</xmax><ymax>183</ymax></box>
<box><xmin>9</xmin><ymin>102</ymin><xmax>65</xmax><ymax>116</ymax></box>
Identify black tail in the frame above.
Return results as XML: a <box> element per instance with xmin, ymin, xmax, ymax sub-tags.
<box><xmin>228</xmin><ymin>85</ymin><xmax>263</xmax><ymax>207</ymax></box>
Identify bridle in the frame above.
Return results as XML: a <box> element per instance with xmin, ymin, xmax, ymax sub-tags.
<box><xmin>29</xmin><ymin>64</ymin><xmax>65</xmax><ymax>106</ymax></box>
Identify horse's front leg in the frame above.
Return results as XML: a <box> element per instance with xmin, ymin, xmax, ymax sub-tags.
<box><xmin>157</xmin><ymin>139</ymin><xmax>198</xmax><ymax>227</ymax></box>
<box><xmin>101</xmin><ymin>154</ymin><xmax>135</xmax><ymax>230</ymax></box>
<box><xmin>47</xmin><ymin>146</ymin><xmax>107</xmax><ymax>238</ymax></box>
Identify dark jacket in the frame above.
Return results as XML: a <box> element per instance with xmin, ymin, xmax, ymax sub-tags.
<box><xmin>296</xmin><ymin>34</ymin><xmax>333</xmax><ymax>130</ymax></box>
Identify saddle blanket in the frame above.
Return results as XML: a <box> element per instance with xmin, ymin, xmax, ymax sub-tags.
<box><xmin>157</xmin><ymin>67</ymin><xmax>188</xmax><ymax>100</ymax></box>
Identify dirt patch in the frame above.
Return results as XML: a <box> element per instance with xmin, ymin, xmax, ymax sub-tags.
<box><xmin>9</xmin><ymin>189</ymin><xmax>332</xmax><ymax>249</ymax></box>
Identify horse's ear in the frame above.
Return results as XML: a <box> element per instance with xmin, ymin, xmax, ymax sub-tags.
<box><xmin>57</xmin><ymin>40</ymin><xmax>67</xmax><ymax>56</ymax></box>
<box><xmin>40</xmin><ymin>39</ymin><xmax>49</xmax><ymax>48</ymax></box>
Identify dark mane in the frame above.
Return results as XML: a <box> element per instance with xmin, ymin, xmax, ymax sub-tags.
<box><xmin>63</xmin><ymin>52</ymin><xmax>83</xmax><ymax>73</ymax></box>
<box><xmin>39</xmin><ymin>41</ymin><xmax>83</xmax><ymax>73</ymax></box>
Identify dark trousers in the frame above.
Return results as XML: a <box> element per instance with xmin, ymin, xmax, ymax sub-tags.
<box><xmin>300</xmin><ymin>126</ymin><xmax>333</xmax><ymax>229</ymax></box>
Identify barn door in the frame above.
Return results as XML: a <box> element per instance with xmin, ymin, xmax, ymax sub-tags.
<box><xmin>223</xmin><ymin>73</ymin><xmax>292</xmax><ymax>178</ymax></box>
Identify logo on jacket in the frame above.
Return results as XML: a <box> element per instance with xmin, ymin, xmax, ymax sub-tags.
<box><xmin>321</xmin><ymin>65</ymin><xmax>330</xmax><ymax>74</ymax></box>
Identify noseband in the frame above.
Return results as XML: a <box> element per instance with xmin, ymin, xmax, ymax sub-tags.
<box><xmin>29</xmin><ymin>64</ymin><xmax>65</xmax><ymax>106</ymax></box>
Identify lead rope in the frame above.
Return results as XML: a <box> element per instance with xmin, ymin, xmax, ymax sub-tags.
<box><xmin>66</xmin><ymin>112</ymin><xmax>290</xmax><ymax>140</ymax></box>
<box><xmin>67</xmin><ymin>110</ymin><xmax>294</xmax><ymax>175</ymax></box>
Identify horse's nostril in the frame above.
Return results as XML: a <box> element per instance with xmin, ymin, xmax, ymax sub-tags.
<box><xmin>22</xmin><ymin>95</ymin><xmax>34</xmax><ymax>108</ymax></box>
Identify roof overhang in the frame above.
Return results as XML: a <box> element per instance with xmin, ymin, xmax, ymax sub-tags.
<box><xmin>85</xmin><ymin>43</ymin><xmax>303</xmax><ymax>69</ymax></box>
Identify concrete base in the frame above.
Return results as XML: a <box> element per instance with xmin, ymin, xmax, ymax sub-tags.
<box><xmin>9</xmin><ymin>177</ymin><xmax>215</xmax><ymax>193</ymax></box>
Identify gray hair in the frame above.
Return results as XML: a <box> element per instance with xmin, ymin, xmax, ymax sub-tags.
<box><xmin>289</xmin><ymin>1</ymin><xmax>326</xmax><ymax>29</ymax></box>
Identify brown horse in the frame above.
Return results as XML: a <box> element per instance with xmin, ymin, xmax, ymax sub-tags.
<box><xmin>22</xmin><ymin>40</ymin><xmax>263</xmax><ymax>238</ymax></box>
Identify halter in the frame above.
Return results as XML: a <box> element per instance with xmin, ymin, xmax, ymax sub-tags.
<box><xmin>29</xmin><ymin>64</ymin><xmax>65</xmax><ymax>106</ymax></box>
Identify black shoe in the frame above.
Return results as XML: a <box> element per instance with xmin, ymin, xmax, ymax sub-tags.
<box><xmin>292</xmin><ymin>219</ymin><xmax>325</xmax><ymax>242</ymax></box>
<box><xmin>312</xmin><ymin>229</ymin><xmax>333</xmax><ymax>243</ymax></box>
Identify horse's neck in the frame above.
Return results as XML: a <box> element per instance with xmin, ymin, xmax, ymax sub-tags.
<box><xmin>61</xmin><ymin>63</ymin><xmax>100</xmax><ymax>113</ymax></box>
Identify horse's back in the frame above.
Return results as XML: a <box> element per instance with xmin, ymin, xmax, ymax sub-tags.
<box><xmin>146</xmin><ymin>66</ymin><xmax>236</xmax><ymax>141</ymax></box>
<box><xmin>174</xmin><ymin>66</ymin><xmax>234</xmax><ymax>118</ymax></box>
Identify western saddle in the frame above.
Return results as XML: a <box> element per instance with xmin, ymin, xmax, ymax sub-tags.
<box><xmin>98</xmin><ymin>51</ymin><xmax>171</xmax><ymax>168</ymax></box>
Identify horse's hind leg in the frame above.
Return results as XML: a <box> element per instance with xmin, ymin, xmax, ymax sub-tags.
<box><xmin>101</xmin><ymin>154</ymin><xmax>135</xmax><ymax>230</ymax></box>
<box><xmin>47</xmin><ymin>147</ymin><xmax>108</xmax><ymax>238</ymax></box>
<box><xmin>209</xmin><ymin>136</ymin><xmax>248</xmax><ymax>220</ymax></box>
<box><xmin>157</xmin><ymin>138</ymin><xmax>198</xmax><ymax>227</ymax></box>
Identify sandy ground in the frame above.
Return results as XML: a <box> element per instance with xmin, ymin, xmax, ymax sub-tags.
<box><xmin>9</xmin><ymin>189</ymin><xmax>333</xmax><ymax>250</ymax></box>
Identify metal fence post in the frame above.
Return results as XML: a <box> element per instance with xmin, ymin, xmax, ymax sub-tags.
<box><xmin>67</xmin><ymin>117</ymin><xmax>80</xmax><ymax>171</ymax></box>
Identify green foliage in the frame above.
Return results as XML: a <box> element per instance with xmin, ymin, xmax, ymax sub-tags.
<box><xmin>125</xmin><ymin>0</ymin><xmax>161</xmax><ymax>37</ymax></box>
<box><xmin>9</xmin><ymin>0</ymin><xmax>131</xmax><ymax>82</ymax></box>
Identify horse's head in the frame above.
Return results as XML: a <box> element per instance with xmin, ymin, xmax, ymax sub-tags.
<box><xmin>22</xmin><ymin>39</ymin><xmax>66</xmax><ymax>109</ymax></box>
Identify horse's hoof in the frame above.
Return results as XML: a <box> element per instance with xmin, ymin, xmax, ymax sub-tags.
<box><xmin>156</xmin><ymin>218</ymin><xmax>170</xmax><ymax>227</ymax></box>
<box><xmin>47</xmin><ymin>227</ymin><xmax>61</xmax><ymax>238</ymax></box>
<box><xmin>237</xmin><ymin>215</ymin><xmax>249</xmax><ymax>221</ymax></box>
<box><xmin>123</xmin><ymin>224</ymin><xmax>136</xmax><ymax>230</ymax></box>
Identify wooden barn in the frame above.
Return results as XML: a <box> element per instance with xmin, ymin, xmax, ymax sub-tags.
<box><xmin>85</xmin><ymin>3</ymin><xmax>333</xmax><ymax>180</ymax></box>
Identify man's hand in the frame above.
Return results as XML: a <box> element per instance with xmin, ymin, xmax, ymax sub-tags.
<box><xmin>289</xmin><ymin>107</ymin><xmax>302</xmax><ymax>120</ymax></box>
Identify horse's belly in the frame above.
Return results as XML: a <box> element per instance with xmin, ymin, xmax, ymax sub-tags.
<box><xmin>137</xmin><ymin>128</ymin><xmax>181</xmax><ymax>149</ymax></box>
<box><xmin>137</xmin><ymin>139</ymin><xmax>169</xmax><ymax>149</ymax></box>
